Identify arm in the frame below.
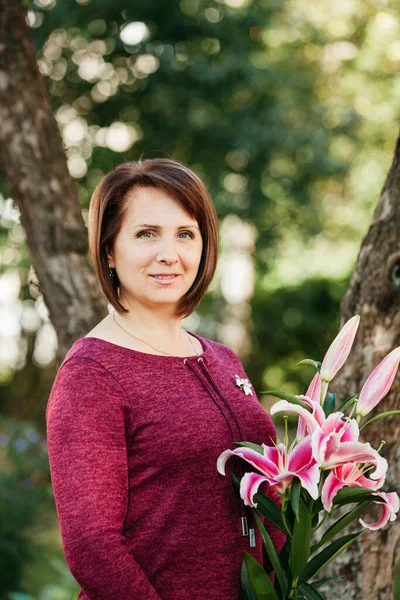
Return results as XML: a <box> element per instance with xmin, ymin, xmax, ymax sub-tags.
<box><xmin>46</xmin><ymin>356</ymin><xmax>162</xmax><ymax>600</ymax></box>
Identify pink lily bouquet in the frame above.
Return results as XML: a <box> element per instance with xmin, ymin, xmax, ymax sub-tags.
<box><xmin>217</xmin><ymin>315</ymin><xmax>400</xmax><ymax>600</ymax></box>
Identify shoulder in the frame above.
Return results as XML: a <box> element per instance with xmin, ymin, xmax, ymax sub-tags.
<box><xmin>47</xmin><ymin>354</ymin><xmax>129</xmax><ymax>418</ymax></box>
<box><xmin>203</xmin><ymin>335</ymin><xmax>242</xmax><ymax>365</ymax></box>
<box><xmin>56</xmin><ymin>351</ymin><xmax>128</xmax><ymax>394</ymax></box>
<box><xmin>205</xmin><ymin>335</ymin><xmax>238</xmax><ymax>357</ymax></box>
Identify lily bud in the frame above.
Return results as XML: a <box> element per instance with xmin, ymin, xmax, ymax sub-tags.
<box><xmin>320</xmin><ymin>315</ymin><xmax>360</xmax><ymax>383</ymax></box>
<box><xmin>356</xmin><ymin>347</ymin><xmax>400</xmax><ymax>418</ymax></box>
<box><xmin>306</xmin><ymin>372</ymin><xmax>327</xmax><ymax>405</ymax></box>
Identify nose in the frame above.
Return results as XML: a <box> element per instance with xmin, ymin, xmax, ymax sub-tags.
<box><xmin>156</xmin><ymin>237</ymin><xmax>179</xmax><ymax>264</ymax></box>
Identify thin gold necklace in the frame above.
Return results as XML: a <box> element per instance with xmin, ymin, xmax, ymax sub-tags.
<box><xmin>112</xmin><ymin>311</ymin><xmax>200</xmax><ymax>357</ymax></box>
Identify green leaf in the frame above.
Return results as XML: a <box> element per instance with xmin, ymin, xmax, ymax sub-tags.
<box><xmin>242</xmin><ymin>551</ymin><xmax>280</xmax><ymax>600</ymax></box>
<box><xmin>278</xmin><ymin>538</ymin><xmax>291</xmax><ymax>578</ymax></box>
<box><xmin>284</xmin><ymin>499</ymin><xmax>296</xmax><ymax>536</ymax></box>
<box><xmin>255</xmin><ymin>492</ymin><xmax>287</xmax><ymax>534</ymax></box>
<box><xmin>311</xmin><ymin>500</ymin><xmax>371</xmax><ymax>553</ymax></box>
<box><xmin>300</xmin><ymin>531</ymin><xmax>363</xmax><ymax>582</ymax></box>
<box><xmin>231</xmin><ymin>474</ymin><xmax>286</xmax><ymax>533</ymax></box>
<box><xmin>322</xmin><ymin>392</ymin><xmax>336</xmax><ymax>417</ymax></box>
<box><xmin>336</xmin><ymin>394</ymin><xmax>358</xmax><ymax>413</ymax></box>
<box><xmin>290</xmin><ymin>479</ymin><xmax>301</xmax><ymax>521</ymax></box>
<box><xmin>252</xmin><ymin>510</ymin><xmax>288</xmax><ymax>594</ymax></box>
<box><xmin>310</xmin><ymin>498</ymin><xmax>323</xmax><ymax>518</ymax></box>
<box><xmin>232</xmin><ymin>441</ymin><xmax>265</xmax><ymax>454</ymax></box>
<box><xmin>312</xmin><ymin>577</ymin><xmax>345</xmax><ymax>588</ymax></box>
<box><xmin>311</xmin><ymin>511</ymin><xmax>320</xmax><ymax>528</ymax></box>
<box><xmin>295</xmin><ymin>359</ymin><xmax>321</xmax><ymax>372</ymax></box>
<box><xmin>260</xmin><ymin>390</ymin><xmax>313</xmax><ymax>411</ymax></box>
<box><xmin>241</xmin><ymin>554</ymin><xmax>258</xmax><ymax>600</ymax></box>
<box><xmin>333</xmin><ymin>487</ymin><xmax>373</xmax><ymax>505</ymax></box>
<box><xmin>298</xmin><ymin>581</ymin><xmax>325</xmax><ymax>599</ymax></box>
<box><xmin>360</xmin><ymin>410</ymin><xmax>400</xmax><ymax>430</ymax></box>
<box><xmin>289</xmin><ymin>500</ymin><xmax>312</xmax><ymax>579</ymax></box>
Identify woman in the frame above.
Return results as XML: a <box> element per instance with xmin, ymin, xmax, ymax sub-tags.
<box><xmin>46</xmin><ymin>158</ymin><xmax>285</xmax><ymax>600</ymax></box>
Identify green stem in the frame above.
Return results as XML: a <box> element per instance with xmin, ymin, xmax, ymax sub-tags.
<box><xmin>347</xmin><ymin>400</ymin><xmax>358</xmax><ymax>420</ymax></box>
<box><xmin>313</xmin><ymin>510</ymin><xmax>331</xmax><ymax>532</ymax></box>
<box><xmin>284</xmin><ymin>416</ymin><xmax>289</xmax><ymax>450</ymax></box>
<box><xmin>289</xmin><ymin>575</ymin><xmax>299</xmax><ymax>597</ymax></box>
<box><xmin>282</xmin><ymin>496</ymin><xmax>293</xmax><ymax>539</ymax></box>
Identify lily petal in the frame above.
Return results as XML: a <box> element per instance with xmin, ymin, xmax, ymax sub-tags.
<box><xmin>287</xmin><ymin>435</ymin><xmax>315</xmax><ymax>472</ymax></box>
<box><xmin>271</xmin><ymin>400</ymin><xmax>320</xmax><ymax>436</ymax></box>
<box><xmin>312</xmin><ymin>429</ymin><xmax>340</xmax><ymax>465</ymax></box>
<box><xmin>320</xmin><ymin>315</ymin><xmax>360</xmax><ymax>383</ymax></box>
<box><xmin>357</xmin><ymin>347</ymin><xmax>400</xmax><ymax>417</ymax></box>
<box><xmin>295</xmin><ymin>463</ymin><xmax>320</xmax><ymax>500</ymax></box>
<box><xmin>306</xmin><ymin>372</ymin><xmax>327</xmax><ymax>405</ymax></box>
<box><xmin>239</xmin><ymin>471</ymin><xmax>269</xmax><ymax>507</ymax></box>
<box><xmin>296</xmin><ymin>393</ymin><xmax>325</xmax><ymax>440</ymax></box>
<box><xmin>216</xmin><ymin>449</ymin><xmax>236</xmax><ymax>476</ymax></box>
<box><xmin>340</xmin><ymin>418</ymin><xmax>359</xmax><ymax>442</ymax></box>
<box><xmin>321</xmin><ymin>462</ymin><xmax>386</xmax><ymax>512</ymax></box>
<box><xmin>359</xmin><ymin>492</ymin><xmax>400</xmax><ymax>530</ymax></box>
<box><xmin>319</xmin><ymin>441</ymin><xmax>388</xmax><ymax>480</ymax></box>
<box><xmin>321</xmin><ymin>472</ymin><xmax>346</xmax><ymax>512</ymax></box>
<box><xmin>217</xmin><ymin>446</ymin><xmax>280</xmax><ymax>478</ymax></box>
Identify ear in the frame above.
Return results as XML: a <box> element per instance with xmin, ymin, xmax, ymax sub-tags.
<box><xmin>106</xmin><ymin>246</ymin><xmax>114</xmax><ymax>268</ymax></box>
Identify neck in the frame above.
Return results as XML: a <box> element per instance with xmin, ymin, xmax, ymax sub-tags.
<box><xmin>114</xmin><ymin>298</ymin><xmax>186</xmax><ymax>345</ymax></box>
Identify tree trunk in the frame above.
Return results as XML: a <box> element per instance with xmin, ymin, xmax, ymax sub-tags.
<box><xmin>0</xmin><ymin>0</ymin><xmax>107</xmax><ymax>363</ymax></box>
<box><xmin>322</xmin><ymin>137</ymin><xmax>400</xmax><ymax>598</ymax></box>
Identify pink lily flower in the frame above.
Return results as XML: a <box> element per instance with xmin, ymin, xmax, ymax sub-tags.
<box><xmin>295</xmin><ymin>393</ymin><xmax>326</xmax><ymax>441</ymax></box>
<box><xmin>320</xmin><ymin>315</ymin><xmax>360</xmax><ymax>383</ymax></box>
<box><xmin>271</xmin><ymin>400</ymin><xmax>388</xmax><ymax>481</ymax></box>
<box><xmin>216</xmin><ymin>435</ymin><xmax>320</xmax><ymax>506</ymax></box>
<box><xmin>359</xmin><ymin>491</ymin><xmax>400</xmax><ymax>530</ymax></box>
<box><xmin>321</xmin><ymin>461</ymin><xmax>385</xmax><ymax>512</ymax></box>
<box><xmin>356</xmin><ymin>346</ymin><xmax>400</xmax><ymax>417</ymax></box>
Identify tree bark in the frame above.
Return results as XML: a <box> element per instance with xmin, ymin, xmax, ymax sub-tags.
<box><xmin>0</xmin><ymin>0</ymin><xmax>107</xmax><ymax>363</ymax></box>
<box><xmin>322</xmin><ymin>136</ymin><xmax>400</xmax><ymax>598</ymax></box>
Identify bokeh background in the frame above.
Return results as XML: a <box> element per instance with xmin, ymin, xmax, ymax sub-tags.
<box><xmin>1</xmin><ymin>0</ymin><xmax>399</xmax><ymax>598</ymax></box>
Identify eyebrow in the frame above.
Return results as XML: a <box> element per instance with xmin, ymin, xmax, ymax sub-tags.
<box><xmin>135</xmin><ymin>224</ymin><xmax>200</xmax><ymax>230</ymax></box>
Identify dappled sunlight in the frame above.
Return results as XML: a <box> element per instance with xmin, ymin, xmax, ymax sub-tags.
<box><xmin>262</xmin><ymin>234</ymin><xmax>359</xmax><ymax>292</ymax></box>
<box><xmin>0</xmin><ymin>268</ymin><xmax>57</xmax><ymax>376</ymax></box>
<box><xmin>120</xmin><ymin>22</ymin><xmax>150</xmax><ymax>46</ymax></box>
<box><xmin>1</xmin><ymin>0</ymin><xmax>400</xmax><ymax>596</ymax></box>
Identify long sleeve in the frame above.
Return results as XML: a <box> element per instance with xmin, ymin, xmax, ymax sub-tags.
<box><xmin>46</xmin><ymin>356</ymin><xmax>162</xmax><ymax>600</ymax></box>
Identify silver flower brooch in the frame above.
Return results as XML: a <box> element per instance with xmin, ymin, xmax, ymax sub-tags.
<box><xmin>235</xmin><ymin>374</ymin><xmax>253</xmax><ymax>396</ymax></box>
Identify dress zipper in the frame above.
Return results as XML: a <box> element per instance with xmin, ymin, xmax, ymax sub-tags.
<box><xmin>183</xmin><ymin>356</ymin><xmax>256</xmax><ymax>547</ymax></box>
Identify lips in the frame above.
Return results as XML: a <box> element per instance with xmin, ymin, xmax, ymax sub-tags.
<box><xmin>149</xmin><ymin>274</ymin><xmax>181</xmax><ymax>284</ymax></box>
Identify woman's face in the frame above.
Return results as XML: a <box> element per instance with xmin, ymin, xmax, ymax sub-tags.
<box><xmin>107</xmin><ymin>186</ymin><xmax>204</xmax><ymax>315</ymax></box>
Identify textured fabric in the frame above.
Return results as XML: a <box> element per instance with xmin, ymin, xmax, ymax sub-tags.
<box><xmin>46</xmin><ymin>331</ymin><xmax>286</xmax><ymax>600</ymax></box>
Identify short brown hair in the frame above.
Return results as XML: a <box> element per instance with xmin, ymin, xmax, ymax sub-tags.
<box><xmin>88</xmin><ymin>158</ymin><xmax>219</xmax><ymax>319</ymax></box>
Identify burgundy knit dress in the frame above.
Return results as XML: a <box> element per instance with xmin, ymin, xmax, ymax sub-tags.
<box><xmin>46</xmin><ymin>331</ymin><xmax>285</xmax><ymax>600</ymax></box>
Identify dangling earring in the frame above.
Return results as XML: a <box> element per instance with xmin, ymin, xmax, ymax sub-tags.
<box><xmin>109</xmin><ymin>265</ymin><xmax>115</xmax><ymax>280</ymax></box>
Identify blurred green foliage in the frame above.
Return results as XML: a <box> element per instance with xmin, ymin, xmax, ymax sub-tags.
<box><xmin>1</xmin><ymin>0</ymin><xmax>399</xmax><ymax>597</ymax></box>
<box><xmin>0</xmin><ymin>417</ymin><xmax>49</xmax><ymax>599</ymax></box>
